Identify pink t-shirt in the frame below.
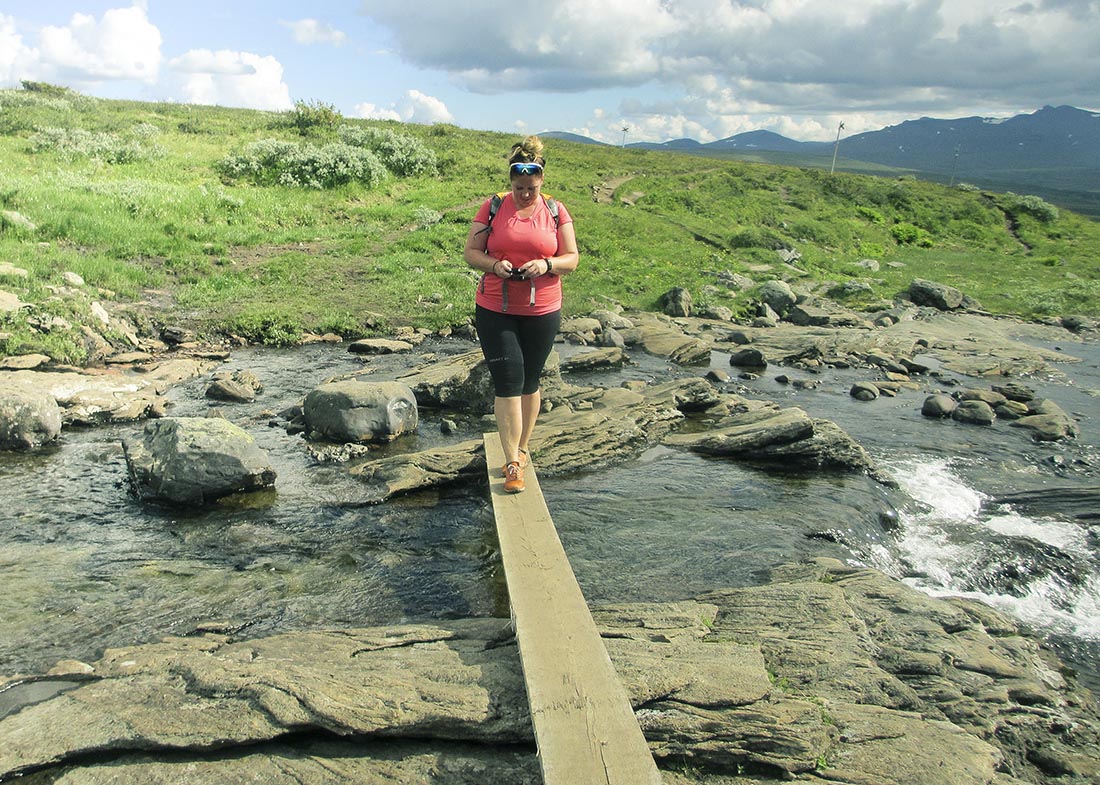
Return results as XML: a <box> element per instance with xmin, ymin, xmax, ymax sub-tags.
<box><xmin>474</xmin><ymin>194</ymin><xmax>573</xmax><ymax>316</ymax></box>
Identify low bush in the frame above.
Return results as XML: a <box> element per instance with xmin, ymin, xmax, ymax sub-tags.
<box><xmin>28</xmin><ymin>127</ymin><xmax>163</xmax><ymax>163</ymax></box>
<box><xmin>337</xmin><ymin>126</ymin><xmax>438</xmax><ymax>177</ymax></box>
<box><xmin>1004</xmin><ymin>192</ymin><xmax>1059</xmax><ymax>223</ymax></box>
<box><xmin>217</xmin><ymin>139</ymin><xmax>389</xmax><ymax>189</ymax></box>
<box><xmin>289</xmin><ymin>99</ymin><xmax>342</xmax><ymax>135</ymax></box>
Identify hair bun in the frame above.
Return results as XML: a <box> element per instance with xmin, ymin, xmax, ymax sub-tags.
<box><xmin>510</xmin><ymin>135</ymin><xmax>545</xmax><ymax>165</ymax></box>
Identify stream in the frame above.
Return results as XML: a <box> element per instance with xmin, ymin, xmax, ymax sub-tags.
<box><xmin>2</xmin><ymin>332</ymin><xmax>1098</xmax><ymax>695</ymax></box>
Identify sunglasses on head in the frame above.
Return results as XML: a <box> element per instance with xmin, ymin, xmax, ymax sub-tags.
<box><xmin>510</xmin><ymin>162</ymin><xmax>543</xmax><ymax>176</ymax></box>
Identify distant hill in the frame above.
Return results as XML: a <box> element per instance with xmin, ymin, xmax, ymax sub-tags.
<box><xmin>545</xmin><ymin>106</ymin><xmax>1100</xmax><ymax>216</ymax></box>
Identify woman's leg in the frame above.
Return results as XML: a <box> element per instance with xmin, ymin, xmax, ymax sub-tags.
<box><xmin>515</xmin><ymin>310</ymin><xmax>561</xmax><ymax>459</ymax></box>
<box><xmin>475</xmin><ymin>306</ymin><xmax>525</xmax><ymax>465</ymax></box>
<box><xmin>495</xmin><ymin>394</ymin><xmax>523</xmax><ymax>465</ymax></box>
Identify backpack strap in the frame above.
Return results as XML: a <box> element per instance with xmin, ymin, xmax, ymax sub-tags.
<box><xmin>476</xmin><ymin>192</ymin><xmax>559</xmax><ymax>236</ymax></box>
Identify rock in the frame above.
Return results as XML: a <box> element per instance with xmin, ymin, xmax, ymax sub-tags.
<box><xmin>922</xmin><ymin>394</ymin><xmax>958</xmax><ymax>418</ymax></box>
<box><xmin>0</xmin><ymin>209</ymin><xmax>36</xmax><ymax>231</ymax></box>
<box><xmin>850</xmin><ymin>382</ymin><xmax>880</xmax><ymax>401</ymax></box>
<box><xmin>717</xmin><ymin>271</ymin><xmax>754</xmax><ymax>290</ymax></box>
<box><xmin>598</xmin><ymin>326</ymin><xmax>626</xmax><ymax>348</ymax></box>
<box><xmin>440</xmin><ymin>418</ymin><xmax>458</xmax><ymax>435</ymax></box>
<box><xmin>0</xmin><ymin>385</ymin><xmax>63</xmax><ymax>449</ymax></box>
<box><xmin>758</xmin><ymin>280</ymin><xmax>796</xmax><ymax>317</ymax></box>
<box><xmin>2</xmin><ymin>561</ymin><xmax>1095</xmax><ymax>785</ymax></box>
<box><xmin>1011</xmin><ymin>414</ymin><xmax>1079</xmax><ymax>441</ymax></box>
<box><xmin>303</xmin><ymin>380</ymin><xmax>418</xmax><ymax>443</ymax></box>
<box><xmin>658</xmin><ymin>287</ymin><xmax>693</xmax><ymax>317</ymax></box>
<box><xmin>909</xmin><ymin>278</ymin><xmax>965</xmax><ymax>310</ymax></box>
<box><xmin>1061</xmin><ymin>314</ymin><xmax>1094</xmax><ymax>332</ymax></box>
<box><xmin>729</xmin><ymin>348</ymin><xmax>767</xmax><ymax>368</ymax></box>
<box><xmin>560</xmin><ymin>347</ymin><xmax>627</xmax><ymax>372</ymax></box>
<box><xmin>706</xmin><ymin>369</ymin><xmax>731</xmax><ymax>384</ymax></box>
<box><xmin>995</xmin><ymin>400</ymin><xmax>1030</xmax><ymax>420</ymax></box>
<box><xmin>991</xmin><ymin>382</ymin><xmax>1035</xmax><ymax>402</ymax></box>
<box><xmin>591</xmin><ymin>309</ymin><xmax>635</xmax><ymax>331</ymax></box>
<box><xmin>206</xmin><ymin>370</ymin><xmax>263</xmax><ymax>403</ymax></box>
<box><xmin>206</xmin><ymin>378</ymin><xmax>257</xmax><ymax>403</ymax></box>
<box><xmin>0</xmin><ymin>353</ymin><xmax>50</xmax><ymax>370</ymax></box>
<box><xmin>855</xmin><ymin>258</ymin><xmax>881</xmax><ymax>272</ymax></box>
<box><xmin>122</xmin><ymin>417</ymin><xmax>277</xmax><ymax>504</ymax></box>
<box><xmin>953</xmin><ymin>399</ymin><xmax>996</xmax><ymax>426</ymax></box>
<box><xmin>697</xmin><ymin>304</ymin><xmax>733</xmax><ymax>322</ymax></box>
<box><xmin>348</xmin><ymin>338</ymin><xmax>415</xmax><ymax>355</ymax></box>
<box><xmin>0</xmin><ymin>289</ymin><xmax>26</xmax><ymax>313</ymax></box>
<box><xmin>959</xmin><ymin>388</ymin><xmax>1008</xmax><ymax>407</ymax></box>
<box><xmin>626</xmin><ymin>315</ymin><xmax>712</xmax><ymax>365</ymax></box>
<box><xmin>0</xmin><ymin>262</ymin><xmax>29</xmax><ymax>279</ymax></box>
<box><xmin>786</xmin><ymin>303</ymin><xmax>833</xmax><ymax>326</ymax></box>
<box><xmin>61</xmin><ymin>271</ymin><xmax>85</xmax><ymax>287</ymax></box>
<box><xmin>350</xmin><ymin>439</ymin><xmax>485</xmax><ymax>501</ymax></box>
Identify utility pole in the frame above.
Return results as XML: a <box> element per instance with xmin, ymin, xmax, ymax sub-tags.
<box><xmin>949</xmin><ymin>144</ymin><xmax>960</xmax><ymax>187</ymax></box>
<box><xmin>830</xmin><ymin>120</ymin><xmax>845</xmax><ymax>175</ymax></box>
<box><xmin>621</xmin><ymin>125</ymin><xmax>629</xmax><ymax>147</ymax></box>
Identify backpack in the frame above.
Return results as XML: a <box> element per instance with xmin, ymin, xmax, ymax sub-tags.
<box><xmin>477</xmin><ymin>192</ymin><xmax>560</xmax><ymax>235</ymax></box>
<box><xmin>477</xmin><ymin>192</ymin><xmax>561</xmax><ymax>311</ymax></box>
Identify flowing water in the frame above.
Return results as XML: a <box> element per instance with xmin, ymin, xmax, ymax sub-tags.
<box><xmin>2</xmin><ymin>333</ymin><xmax>1098</xmax><ymax>695</ymax></box>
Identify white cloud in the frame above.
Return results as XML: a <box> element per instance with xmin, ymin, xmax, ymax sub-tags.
<box><xmin>355</xmin><ymin>90</ymin><xmax>454</xmax><ymax>124</ymax></box>
<box><xmin>281</xmin><ymin>18</ymin><xmax>347</xmax><ymax>46</ymax></box>
<box><xmin>355</xmin><ymin>102</ymin><xmax>402</xmax><ymax>121</ymax></box>
<box><xmin>358</xmin><ymin>0</ymin><xmax>1100</xmax><ymax>141</ymax></box>
<box><xmin>37</xmin><ymin>5</ymin><xmax>161</xmax><ymax>83</ymax></box>
<box><xmin>167</xmin><ymin>49</ymin><xmax>293</xmax><ymax>110</ymax></box>
<box><xmin>0</xmin><ymin>15</ymin><xmax>38</xmax><ymax>87</ymax></box>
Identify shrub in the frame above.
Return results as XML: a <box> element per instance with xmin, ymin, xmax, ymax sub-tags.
<box><xmin>1004</xmin><ymin>192</ymin><xmax>1059</xmax><ymax>223</ymax></box>
<box><xmin>413</xmin><ymin>206</ymin><xmax>443</xmax><ymax>228</ymax></box>
<box><xmin>217</xmin><ymin>138</ymin><xmax>389</xmax><ymax>189</ymax></box>
<box><xmin>20</xmin><ymin>80</ymin><xmax>74</xmax><ymax>96</ymax></box>
<box><xmin>890</xmin><ymin>222</ymin><xmax>933</xmax><ymax>247</ymax></box>
<box><xmin>289</xmin><ymin>99</ymin><xmax>342</xmax><ymax>134</ymax></box>
<box><xmin>729</xmin><ymin>226</ymin><xmax>788</xmax><ymax>250</ymax></box>
<box><xmin>337</xmin><ymin>125</ymin><xmax>438</xmax><ymax>177</ymax></box>
<box><xmin>28</xmin><ymin>127</ymin><xmax>163</xmax><ymax>163</ymax></box>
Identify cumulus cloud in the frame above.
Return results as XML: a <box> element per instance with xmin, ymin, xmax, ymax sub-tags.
<box><xmin>166</xmin><ymin>49</ymin><xmax>293</xmax><ymax>110</ymax></box>
<box><xmin>37</xmin><ymin>4</ymin><xmax>161</xmax><ymax>83</ymax></box>
<box><xmin>0</xmin><ymin>14</ymin><xmax>38</xmax><ymax>86</ymax></box>
<box><xmin>281</xmin><ymin>18</ymin><xmax>347</xmax><ymax>46</ymax></box>
<box><xmin>358</xmin><ymin>0</ymin><xmax>1100</xmax><ymax>140</ymax></box>
<box><xmin>355</xmin><ymin>89</ymin><xmax>454</xmax><ymax>124</ymax></box>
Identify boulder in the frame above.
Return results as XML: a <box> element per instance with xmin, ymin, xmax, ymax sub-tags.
<box><xmin>303</xmin><ymin>380</ymin><xmax>418</xmax><ymax>443</ymax></box>
<box><xmin>0</xmin><ymin>385</ymin><xmax>63</xmax><ymax>449</ymax></box>
<box><xmin>560</xmin><ymin>347</ymin><xmax>627</xmax><ymax>372</ymax></box>
<box><xmin>658</xmin><ymin>287</ymin><xmax>693</xmax><ymax>317</ymax></box>
<box><xmin>758</xmin><ymin>280</ymin><xmax>796</xmax><ymax>317</ymax></box>
<box><xmin>0</xmin><ymin>289</ymin><xmax>25</xmax><ymax>313</ymax></box>
<box><xmin>850</xmin><ymin>382</ymin><xmax>880</xmax><ymax>401</ymax></box>
<box><xmin>206</xmin><ymin>370</ymin><xmax>263</xmax><ymax>404</ymax></box>
<box><xmin>348</xmin><ymin>338</ymin><xmax>415</xmax><ymax>355</ymax></box>
<box><xmin>959</xmin><ymin>388</ymin><xmax>1008</xmax><ymax>407</ymax></box>
<box><xmin>591</xmin><ymin>309</ymin><xmax>635</xmax><ymax>331</ymax></box>
<box><xmin>991</xmin><ymin>382</ymin><xmax>1035</xmax><ymax>403</ymax></box>
<box><xmin>122</xmin><ymin>417</ymin><xmax>277</xmax><ymax>504</ymax></box>
<box><xmin>908</xmin><ymin>279</ymin><xmax>964</xmax><ymax>310</ymax></box>
<box><xmin>952</xmin><ymin>399</ymin><xmax>996</xmax><ymax>426</ymax></box>
<box><xmin>729</xmin><ymin>348</ymin><xmax>767</xmax><ymax>368</ymax></box>
<box><xmin>922</xmin><ymin>394</ymin><xmax>958</xmax><ymax>418</ymax></box>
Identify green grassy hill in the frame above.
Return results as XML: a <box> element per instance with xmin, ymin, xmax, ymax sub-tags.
<box><xmin>1</xmin><ymin>86</ymin><xmax>1098</xmax><ymax>363</ymax></box>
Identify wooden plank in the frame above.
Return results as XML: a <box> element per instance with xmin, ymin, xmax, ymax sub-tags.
<box><xmin>484</xmin><ymin>434</ymin><xmax>662</xmax><ymax>785</ymax></box>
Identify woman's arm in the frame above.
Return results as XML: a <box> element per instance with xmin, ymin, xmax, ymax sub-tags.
<box><xmin>464</xmin><ymin>221</ymin><xmax>511</xmax><ymax>277</ymax></box>
<box><xmin>546</xmin><ymin>221</ymin><xmax>579</xmax><ymax>276</ymax></box>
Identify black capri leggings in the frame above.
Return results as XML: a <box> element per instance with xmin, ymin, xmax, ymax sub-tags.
<box><xmin>475</xmin><ymin>305</ymin><xmax>561</xmax><ymax>397</ymax></box>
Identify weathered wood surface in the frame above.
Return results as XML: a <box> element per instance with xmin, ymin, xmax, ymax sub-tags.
<box><xmin>484</xmin><ymin>434</ymin><xmax>662</xmax><ymax>785</ymax></box>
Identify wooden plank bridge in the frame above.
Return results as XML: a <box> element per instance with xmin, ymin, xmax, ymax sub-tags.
<box><xmin>484</xmin><ymin>434</ymin><xmax>662</xmax><ymax>785</ymax></box>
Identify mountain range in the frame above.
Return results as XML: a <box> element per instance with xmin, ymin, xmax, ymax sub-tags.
<box><xmin>544</xmin><ymin>105</ymin><xmax>1100</xmax><ymax>216</ymax></box>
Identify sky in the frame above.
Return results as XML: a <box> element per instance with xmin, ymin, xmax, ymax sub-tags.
<box><xmin>1</xmin><ymin>0</ymin><xmax>1098</xmax><ymax>144</ymax></box>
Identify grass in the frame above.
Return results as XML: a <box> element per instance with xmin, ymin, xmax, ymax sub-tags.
<box><xmin>1</xmin><ymin>87</ymin><xmax>1099</xmax><ymax>362</ymax></box>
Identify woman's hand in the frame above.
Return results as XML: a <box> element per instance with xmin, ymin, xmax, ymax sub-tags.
<box><xmin>493</xmin><ymin>259</ymin><xmax>514</xmax><ymax>278</ymax></box>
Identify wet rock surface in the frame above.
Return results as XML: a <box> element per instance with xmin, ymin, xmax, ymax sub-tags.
<box><xmin>2</xmin><ymin>559</ymin><xmax>1096</xmax><ymax>785</ymax></box>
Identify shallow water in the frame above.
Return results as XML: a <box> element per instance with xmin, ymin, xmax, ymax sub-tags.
<box><xmin>2</xmin><ymin>333</ymin><xmax>1099</xmax><ymax>694</ymax></box>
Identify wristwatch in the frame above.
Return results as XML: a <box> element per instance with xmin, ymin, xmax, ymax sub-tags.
<box><xmin>544</xmin><ymin>257</ymin><xmax>554</xmax><ymax>274</ymax></box>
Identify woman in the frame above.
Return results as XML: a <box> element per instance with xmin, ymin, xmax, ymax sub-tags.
<box><xmin>463</xmin><ymin>136</ymin><xmax>579</xmax><ymax>493</ymax></box>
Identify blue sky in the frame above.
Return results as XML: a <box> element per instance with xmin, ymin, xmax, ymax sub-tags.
<box><xmin>2</xmin><ymin>1</ymin><xmax>1098</xmax><ymax>144</ymax></box>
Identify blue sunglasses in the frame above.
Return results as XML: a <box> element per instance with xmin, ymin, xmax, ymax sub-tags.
<box><xmin>510</xmin><ymin>162</ymin><xmax>543</xmax><ymax>176</ymax></box>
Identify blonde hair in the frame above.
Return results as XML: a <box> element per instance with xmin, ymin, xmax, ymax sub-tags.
<box><xmin>508</xmin><ymin>135</ymin><xmax>545</xmax><ymax>168</ymax></box>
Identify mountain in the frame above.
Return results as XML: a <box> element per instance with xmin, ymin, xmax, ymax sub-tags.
<box><xmin>545</xmin><ymin>105</ymin><xmax>1100</xmax><ymax>215</ymax></box>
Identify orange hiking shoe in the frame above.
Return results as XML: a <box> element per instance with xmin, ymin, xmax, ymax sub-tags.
<box><xmin>503</xmin><ymin>461</ymin><xmax>525</xmax><ymax>493</ymax></box>
<box><xmin>500</xmin><ymin>448</ymin><xmax>530</xmax><ymax>477</ymax></box>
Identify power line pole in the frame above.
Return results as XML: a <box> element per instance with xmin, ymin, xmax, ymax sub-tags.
<box><xmin>830</xmin><ymin>120</ymin><xmax>845</xmax><ymax>174</ymax></box>
<box><xmin>949</xmin><ymin>144</ymin><xmax>960</xmax><ymax>186</ymax></box>
<box><xmin>621</xmin><ymin>125</ymin><xmax>629</xmax><ymax>147</ymax></box>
